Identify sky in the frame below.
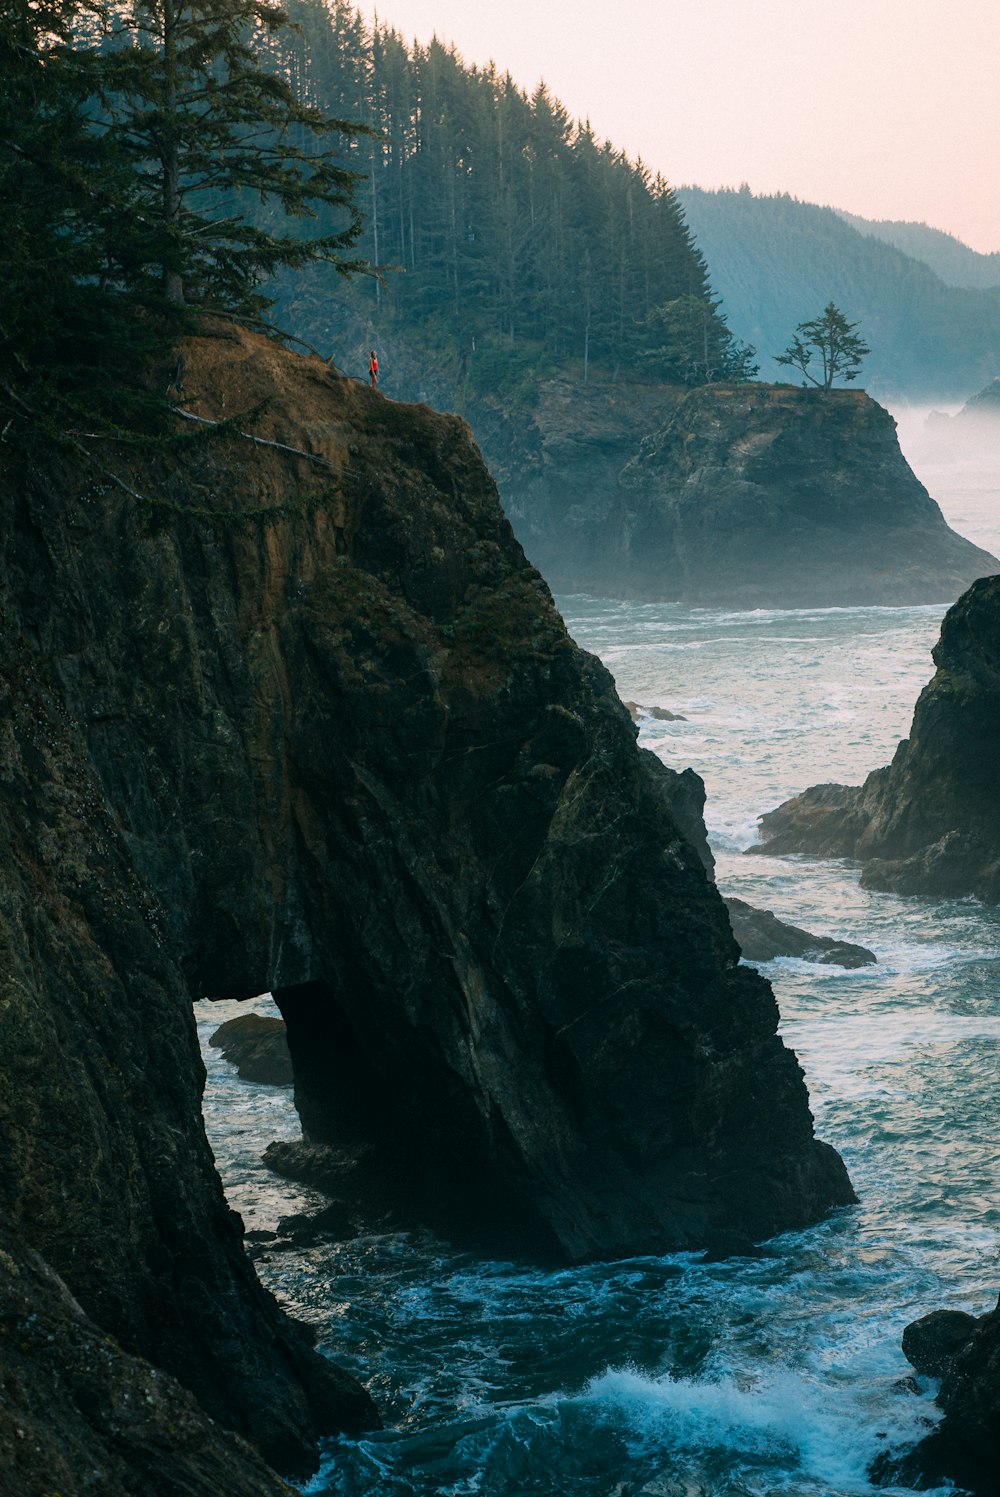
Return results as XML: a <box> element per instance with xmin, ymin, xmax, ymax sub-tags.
<box><xmin>355</xmin><ymin>0</ymin><xmax>1000</xmax><ymax>254</ymax></box>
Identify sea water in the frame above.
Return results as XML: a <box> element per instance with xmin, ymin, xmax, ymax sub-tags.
<box><xmin>195</xmin><ymin>414</ymin><xmax>1000</xmax><ymax>1496</ymax></box>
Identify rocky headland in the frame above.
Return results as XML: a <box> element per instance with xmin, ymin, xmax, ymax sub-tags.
<box><xmin>922</xmin><ymin>375</ymin><xmax>1000</xmax><ymax>459</ymax></box>
<box><xmin>0</xmin><ymin>322</ymin><xmax>856</xmax><ymax>1490</ymax></box>
<box><xmin>601</xmin><ymin>384</ymin><xmax>998</xmax><ymax>607</ymax></box>
<box><xmin>752</xmin><ymin>574</ymin><xmax>1000</xmax><ymax>902</ymax></box>
<box><xmin>342</xmin><ymin>335</ymin><xmax>997</xmax><ymax>608</ymax></box>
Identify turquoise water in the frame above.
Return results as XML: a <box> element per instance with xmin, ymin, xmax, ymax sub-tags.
<box><xmin>196</xmin><ymin>426</ymin><xmax>1000</xmax><ymax>1496</ymax></box>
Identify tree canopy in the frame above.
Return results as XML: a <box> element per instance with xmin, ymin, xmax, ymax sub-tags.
<box><xmin>0</xmin><ymin>0</ymin><xmax>369</xmax><ymax>439</ymax></box>
<box><xmin>263</xmin><ymin>0</ymin><xmax>745</xmax><ymax>392</ymax></box>
<box><xmin>775</xmin><ymin>302</ymin><xmax>870</xmax><ymax>390</ymax></box>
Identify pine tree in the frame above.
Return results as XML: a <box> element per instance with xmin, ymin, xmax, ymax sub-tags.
<box><xmin>95</xmin><ymin>0</ymin><xmax>370</xmax><ymax>313</ymax></box>
<box><xmin>0</xmin><ymin>1</ymin><xmax>167</xmax><ymax>434</ymax></box>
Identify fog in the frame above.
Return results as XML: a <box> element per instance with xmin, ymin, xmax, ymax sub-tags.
<box><xmin>887</xmin><ymin>400</ymin><xmax>1000</xmax><ymax>562</ymax></box>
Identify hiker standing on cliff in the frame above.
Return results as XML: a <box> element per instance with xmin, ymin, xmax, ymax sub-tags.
<box><xmin>369</xmin><ymin>349</ymin><xmax>379</xmax><ymax>389</ymax></box>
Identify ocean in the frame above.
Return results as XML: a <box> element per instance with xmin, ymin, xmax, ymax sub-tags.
<box><xmin>195</xmin><ymin>406</ymin><xmax>1000</xmax><ymax>1497</ymax></box>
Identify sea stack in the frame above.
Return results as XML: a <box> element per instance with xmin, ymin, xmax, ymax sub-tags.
<box><xmin>753</xmin><ymin>574</ymin><xmax>1000</xmax><ymax>902</ymax></box>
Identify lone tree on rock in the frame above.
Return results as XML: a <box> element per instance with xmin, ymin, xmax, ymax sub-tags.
<box><xmin>776</xmin><ymin>302</ymin><xmax>870</xmax><ymax>390</ymax></box>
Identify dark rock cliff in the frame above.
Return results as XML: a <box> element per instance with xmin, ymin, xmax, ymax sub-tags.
<box><xmin>1</xmin><ymin>323</ymin><xmax>852</xmax><ymax>1487</ymax></box>
<box><xmin>751</xmin><ymin>574</ymin><xmax>1000</xmax><ymax>1493</ymax></box>
<box><xmin>753</xmin><ymin>575</ymin><xmax>1000</xmax><ymax>902</ymax></box>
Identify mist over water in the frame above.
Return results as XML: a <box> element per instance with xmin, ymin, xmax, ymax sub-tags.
<box><xmin>198</xmin><ymin>432</ymin><xmax>1000</xmax><ymax>1496</ymax></box>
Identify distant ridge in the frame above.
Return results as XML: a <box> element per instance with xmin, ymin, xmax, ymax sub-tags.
<box><xmin>678</xmin><ymin>186</ymin><xmax>1000</xmax><ymax>399</ymax></box>
<box><xmin>834</xmin><ymin>211</ymin><xmax>1000</xmax><ymax>291</ymax></box>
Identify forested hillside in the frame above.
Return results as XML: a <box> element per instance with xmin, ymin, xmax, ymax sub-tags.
<box><xmin>262</xmin><ymin>0</ymin><xmax>753</xmax><ymax>395</ymax></box>
<box><xmin>835</xmin><ymin>212</ymin><xmax>1000</xmax><ymax>291</ymax></box>
<box><xmin>678</xmin><ymin>187</ymin><xmax>1000</xmax><ymax>399</ymax></box>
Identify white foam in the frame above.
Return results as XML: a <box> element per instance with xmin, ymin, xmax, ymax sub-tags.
<box><xmin>579</xmin><ymin>1364</ymin><xmax>943</xmax><ymax>1493</ymax></box>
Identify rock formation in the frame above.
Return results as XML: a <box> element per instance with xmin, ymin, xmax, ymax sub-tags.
<box><xmin>211</xmin><ymin>1013</ymin><xmax>294</xmax><ymax>1085</ymax></box>
<box><xmin>602</xmin><ymin>385</ymin><xmax>998</xmax><ymax>607</ymax></box>
<box><xmin>753</xmin><ymin>575</ymin><xmax>1000</xmax><ymax>902</ymax></box>
<box><xmin>371</xmin><ymin>349</ymin><xmax>997</xmax><ymax>607</ymax></box>
<box><xmin>0</xmin><ymin>321</ymin><xmax>854</xmax><ymax>1486</ymax></box>
<box><xmin>724</xmin><ymin>898</ymin><xmax>876</xmax><ymax>968</ymax></box>
<box><xmin>879</xmin><ymin>1298</ymin><xmax>1000</xmax><ymax>1496</ymax></box>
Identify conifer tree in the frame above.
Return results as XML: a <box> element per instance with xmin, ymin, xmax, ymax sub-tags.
<box><xmin>776</xmin><ymin>302</ymin><xmax>869</xmax><ymax>389</ymax></box>
<box><xmin>95</xmin><ymin>0</ymin><xmax>369</xmax><ymax>313</ymax></box>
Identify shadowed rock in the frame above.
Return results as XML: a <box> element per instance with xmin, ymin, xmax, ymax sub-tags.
<box><xmin>752</xmin><ymin>575</ymin><xmax>1000</xmax><ymax>903</ymax></box>
<box><xmin>0</xmin><ymin>322</ymin><xmax>853</xmax><ymax>1484</ymax></box>
<box><xmin>210</xmin><ymin>1013</ymin><xmax>293</xmax><ymax>1085</ymax></box>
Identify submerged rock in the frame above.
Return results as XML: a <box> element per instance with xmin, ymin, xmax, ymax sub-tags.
<box><xmin>210</xmin><ymin>1013</ymin><xmax>293</xmax><ymax>1085</ymax></box>
<box><xmin>724</xmin><ymin>897</ymin><xmax>877</xmax><ymax>968</ymax></box>
<box><xmin>753</xmin><ymin>575</ymin><xmax>1000</xmax><ymax>903</ymax></box>
<box><xmin>0</xmin><ymin>321</ymin><xmax>853</xmax><ymax>1482</ymax></box>
<box><xmin>624</xmin><ymin>700</ymin><xmax>688</xmax><ymax>722</ymax></box>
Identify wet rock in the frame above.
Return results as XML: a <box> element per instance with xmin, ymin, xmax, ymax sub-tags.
<box><xmin>902</xmin><ymin>1308</ymin><xmax>978</xmax><ymax>1378</ymax></box>
<box><xmin>275</xmin><ymin>1202</ymin><xmax>354</xmax><ymax>1245</ymax></box>
<box><xmin>210</xmin><ymin>1013</ymin><xmax>293</xmax><ymax>1086</ymax></box>
<box><xmin>753</xmin><ymin>576</ymin><xmax>1000</xmax><ymax>903</ymax></box>
<box><xmin>624</xmin><ymin>701</ymin><xmax>687</xmax><ymax>722</ymax></box>
<box><xmin>724</xmin><ymin>897</ymin><xmax>877</xmax><ymax>968</ymax></box>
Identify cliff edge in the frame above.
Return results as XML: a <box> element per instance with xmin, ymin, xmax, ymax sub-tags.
<box><xmin>360</xmin><ymin>346</ymin><xmax>997</xmax><ymax>607</ymax></box>
<box><xmin>1</xmin><ymin>323</ymin><xmax>852</xmax><ymax>1488</ymax></box>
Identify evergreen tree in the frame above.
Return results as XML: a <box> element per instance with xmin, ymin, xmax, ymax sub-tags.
<box><xmin>0</xmin><ymin>0</ymin><xmax>167</xmax><ymax>433</ymax></box>
<box><xmin>95</xmin><ymin>0</ymin><xmax>370</xmax><ymax>312</ymax></box>
<box><xmin>776</xmin><ymin>302</ymin><xmax>869</xmax><ymax>389</ymax></box>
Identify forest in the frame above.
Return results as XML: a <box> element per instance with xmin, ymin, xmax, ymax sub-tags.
<box><xmin>1</xmin><ymin>0</ymin><xmax>755</xmax><ymax>442</ymax></box>
<box><xmin>262</xmin><ymin>0</ymin><xmax>756</xmax><ymax>393</ymax></box>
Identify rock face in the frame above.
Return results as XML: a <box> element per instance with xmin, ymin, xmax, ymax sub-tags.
<box><xmin>0</xmin><ymin>322</ymin><xmax>853</xmax><ymax>1482</ymax></box>
<box><xmin>211</xmin><ymin>1013</ymin><xmax>293</xmax><ymax>1085</ymax></box>
<box><xmin>753</xmin><ymin>576</ymin><xmax>1000</xmax><ymax>902</ymax></box>
<box><xmin>0</xmin><ymin>1217</ymin><xmax>292</xmax><ymax>1497</ymax></box>
<box><xmin>602</xmin><ymin>385</ymin><xmax>998</xmax><ymax>607</ymax></box>
<box><xmin>888</xmin><ymin>1299</ymin><xmax>1000</xmax><ymax>1496</ymax></box>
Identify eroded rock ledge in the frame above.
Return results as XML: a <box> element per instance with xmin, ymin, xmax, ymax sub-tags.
<box><xmin>1</xmin><ymin>323</ymin><xmax>852</xmax><ymax>1487</ymax></box>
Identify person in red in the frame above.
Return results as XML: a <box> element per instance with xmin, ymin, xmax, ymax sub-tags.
<box><xmin>368</xmin><ymin>349</ymin><xmax>379</xmax><ymax>388</ymax></box>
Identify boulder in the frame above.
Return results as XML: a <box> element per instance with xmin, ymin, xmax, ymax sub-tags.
<box><xmin>902</xmin><ymin>1308</ymin><xmax>978</xmax><ymax>1378</ymax></box>
<box><xmin>210</xmin><ymin>1013</ymin><xmax>293</xmax><ymax>1085</ymax></box>
<box><xmin>724</xmin><ymin>898</ymin><xmax>876</xmax><ymax>968</ymax></box>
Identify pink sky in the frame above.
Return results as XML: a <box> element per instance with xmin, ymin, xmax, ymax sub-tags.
<box><xmin>356</xmin><ymin>0</ymin><xmax>1000</xmax><ymax>253</ymax></box>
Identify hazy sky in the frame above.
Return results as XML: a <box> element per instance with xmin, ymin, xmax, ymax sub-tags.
<box><xmin>356</xmin><ymin>0</ymin><xmax>1000</xmax><ymax>253</ymax></box>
